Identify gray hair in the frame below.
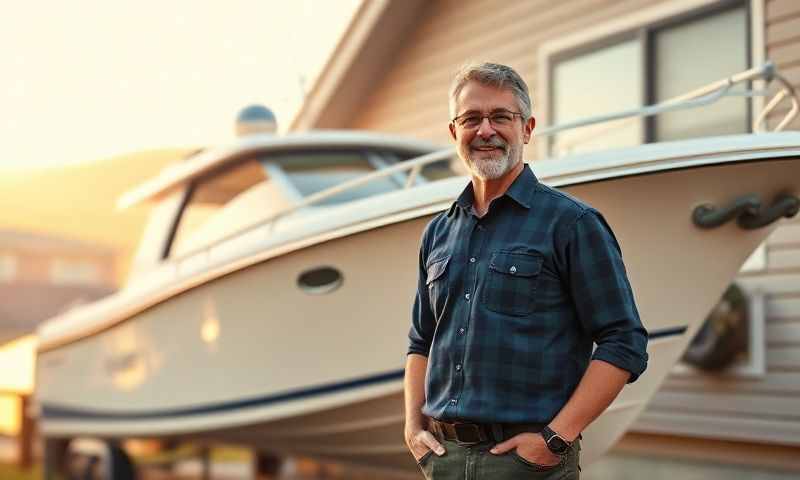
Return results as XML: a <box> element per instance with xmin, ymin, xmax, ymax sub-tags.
<box><xmin>448</xmin><ymin>62</ymin><xmax>532</xmax><ymax>120</ymax></box>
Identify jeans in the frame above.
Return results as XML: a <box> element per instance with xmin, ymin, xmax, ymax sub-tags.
<box><xmin>417</xmin><ymin>437</ymin><xmax>581</xmax><ymax>479</ymax></box>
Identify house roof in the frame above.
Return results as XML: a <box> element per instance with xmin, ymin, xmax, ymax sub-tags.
<box><xmin>0</xmin><ymin>283</ymin><xmax>115</xmax><ymax>344</ymax></box>
<box><xmin>289</xmin><ymin>0</ymin><xmax>427</xmax><ymax>131</ymax></box>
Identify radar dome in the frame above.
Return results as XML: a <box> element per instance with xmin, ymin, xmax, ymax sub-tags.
<box><xmin>235</xmin><ymin>105</ymin><xmax>277</xmax><ymax>137</ymax></box>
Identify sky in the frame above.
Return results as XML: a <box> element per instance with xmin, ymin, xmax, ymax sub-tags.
<box><xmin>0</xmin><ymin>0</ymin><xmax>361</xmax><ymax>170</ymax></box>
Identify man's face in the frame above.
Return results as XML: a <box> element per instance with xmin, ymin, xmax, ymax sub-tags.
<box><xmin>449</xmin><ymin>81</ymin><xmax>535</xmax><ymax>180</ymax></box>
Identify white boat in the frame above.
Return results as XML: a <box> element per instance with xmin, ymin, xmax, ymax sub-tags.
<box><xmin>34</xmin><ymin>64</ymin><xmax>800</xmax><ymax>478</ymax></box>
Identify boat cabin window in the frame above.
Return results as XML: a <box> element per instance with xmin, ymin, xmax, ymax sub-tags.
<box><xmin>169</xmin><ymin>159</ymin><xmax>285</xmax><ymax>258</ymax></box>
<box><xmin>420</xmin><ymin>158</ymin><xmax>466</xmax><ymax>180</ymax></box>
<box><xmin>390</xmin><ymin>152</ymin><xmax>465</xmax><ymax>184</ymax></box>
<box><xmin>269</xmin><ymin>151</ymin><xmax>402</xmax><ymax>206</ymax></box>
<box><xmin>168</xmin><ymin>151</ymin><xmax>407</xmax><ymax>259</ymax></box>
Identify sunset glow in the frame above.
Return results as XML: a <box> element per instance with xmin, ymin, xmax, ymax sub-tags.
<box><xmin>0</xmin><ymin>0</ymin><xmax>361</xmax><ymax>170</ymax></box>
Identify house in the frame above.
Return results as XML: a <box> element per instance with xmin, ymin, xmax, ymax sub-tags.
<box><xmin>290</xmin><ymin>0</ymin><xmax>800</xmax><ymax>476</ymax></box>
<box><xmin>0</xmin><ymin>229</ymin><xmax>116</xmax><ymax>463</ymax></box>
<box><xmin>0</xmin><ymin>148</ymin><xmax>192</xmax><ymax>285</ymax></box>
<box><xmin>0</xmin><ymin>229</ymin><xmax>117</xmax><ymax>342</ymax></box>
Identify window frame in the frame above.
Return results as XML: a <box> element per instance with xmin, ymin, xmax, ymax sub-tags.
<box><xmin>164</xmin><ymin>155</ymin><xmax>276</xmax><ymax>260</ymax></box>
<box><xmin>644</xmin><ymin>0</ymin><xmax>753</xmax><ymax>142</ymax></box>
<box><xmin>547</xmin><ymin>31</ymin><xmax>646</xmax><ymax>157</ymax></box>
<box><xmin>538</xmin><ymin>0</ymin><xmax>759</xmax><ymax>160</ymax></box>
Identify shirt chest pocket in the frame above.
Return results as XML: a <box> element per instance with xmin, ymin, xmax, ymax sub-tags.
<box><xmin>483</xmin><ymin>251</ymin><xmax>543</xmax><ymax>316</ymax></box>
<box><xmin>426</xmin><ymin>255</ymin><xmax>451</xmax><ymax>318</ymax></box>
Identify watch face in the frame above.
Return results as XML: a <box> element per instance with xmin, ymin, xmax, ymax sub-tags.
<box><xmin>548</xmin><ymin>436</ymin><xmax>569</xmax><ymax>455</ymax></box>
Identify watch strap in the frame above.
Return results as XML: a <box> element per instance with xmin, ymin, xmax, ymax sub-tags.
<box><xmin>541</xmin><ymin>425</ymin><xmax>571</xmax><ymax>455</ymax></box>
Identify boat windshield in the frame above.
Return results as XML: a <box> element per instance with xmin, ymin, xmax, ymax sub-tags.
<box><xmin>267</xmin><ymin>151</ymin><xmax>404</xmax><ymax>206</ymax></box>
<box><xmin>168</xmin><ymin>149</ymin><xmax>455</xmax><ymax>259</ymax></box>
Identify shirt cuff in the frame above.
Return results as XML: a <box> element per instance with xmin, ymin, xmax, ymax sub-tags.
<box><xmin>407</xmin><ymin>345</ymin><xmax>430</xmax><ymax>357</ymax></box>
<box><xmin>591</xmin><ymin>347</ymin><xmax>648</xmax><ymax>384</ymax></box>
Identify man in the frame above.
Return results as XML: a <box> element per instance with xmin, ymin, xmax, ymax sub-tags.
<box><xmin>404</xmin><ymin>62</ymin><xmax>649</xmax><ymax>479</ymax></box>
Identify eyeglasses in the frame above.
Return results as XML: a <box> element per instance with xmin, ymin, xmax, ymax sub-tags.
<box><xmin>451</xmin><ymin>109</ymin><xmax>524</xmax><ymax>129</ymax></box>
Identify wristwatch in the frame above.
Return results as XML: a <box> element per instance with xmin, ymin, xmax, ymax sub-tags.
<box><xmin>540</xmin><ymin>425</ymin><xmax>571</xmax><ymax>455</ymax></box>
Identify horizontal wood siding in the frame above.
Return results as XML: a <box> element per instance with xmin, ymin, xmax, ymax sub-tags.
<box><xmin>348</xmin><ymin>0</ymin><xmax>663</xmax><ymax>154</ymax></box>
<box><xmin>638</xmin><ymin>211</ymin><xmax>800</xmax><ymax>445</ymax></box>
<box><xmin>770</xmin><ymin>297</ymin><xmax>800</xmax><ymax>318</ymax></box>
<box><xmin>345</xmin><ymin>0</ymin><xmax>800</xmax><ymax>448</ymax></box>
<box><xmin>634</xmin><ymin>410</ymin><xmax>800</xmax><ymax>445</ymax></box>
<box><xmin>647</xmin><ymin>390</ymin><xmax>799</xmax><ymax>418</ymax></box>
<box><xmin>766</xmin><ymin>0</ymin><xmax>800</xmax><ymax>130</ymax></box>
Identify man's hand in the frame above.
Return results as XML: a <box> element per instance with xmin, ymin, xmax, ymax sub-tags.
<box><xmin>489</xmin><ymin>432</ymin><xmax>560</xmax><ymax>466</ymax></box>
<box><xmin>404</xmin><ymin>423</ymin><xmax>446</xmax><ymax>462</ymax></box>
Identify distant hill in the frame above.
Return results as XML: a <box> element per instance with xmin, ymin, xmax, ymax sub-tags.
<box><xmin>0</xmin><ymin>148</ymin><xmax>194</xmax><ymax>284</ymax></box>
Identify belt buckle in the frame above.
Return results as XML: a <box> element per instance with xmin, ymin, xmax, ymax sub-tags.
<box><xmin>453</xmin><ymin>423</ymin><xmax>483</xmax><ymax>446</ymax></box>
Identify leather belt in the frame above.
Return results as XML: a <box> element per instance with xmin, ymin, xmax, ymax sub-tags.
<box><xmin>430</xmin><ymin>419</ymin><xmax>547</xmax><ymax>446</ymax></box>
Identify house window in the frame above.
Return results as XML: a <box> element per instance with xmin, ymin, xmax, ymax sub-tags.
<box><xmin>0</xmin><ymin>254</ymin><xmax>17</xmax><ymax>283</ymax></box>
<box><xmin>551</xmin><ymin>38</ymin><xmax>644</xmax><ymax>156</ymax></box>
<box><xmin>50</xmin><ymin>259</ymin><xmax>102</xmax><ymax>286</ymax></box>
<box><xmin>548</xmin><ymin>2</ymin><xmax>749</xmax><ymax>157</ymax></box>
<box><xmin>543</xmin><ymin>1</ymin><xmax>761</xmax><ymax>377</ymax></box>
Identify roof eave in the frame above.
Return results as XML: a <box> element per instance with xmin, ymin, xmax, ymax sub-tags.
<box><xmin>289</xmin><ymin>0</ymin><xmax>426</xmax><ymax>131</ymax></box>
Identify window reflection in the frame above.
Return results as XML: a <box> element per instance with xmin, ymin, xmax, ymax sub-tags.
<box><xmin>272</xmin><ymin>152</ymin><xmax>398</xmax><ymax>205</ymax></box>
<box><xmin>552</xmin><ymin>39</ymin><xmax>643</xmax><ymax>156</ymax></box>
<box><xmin>170</xmin><ymin>159</ymin><xmax>279</xmax><ymax>258</ymax></box>
<box><xmin>654</xmin><ymin>7</ymin><xmax>748</xmax><ymax>141</ymax></box>
<box><xmin>168</xmin><ymin>151</ymin><xmax>417</xmax><ymax>258</ymax></box>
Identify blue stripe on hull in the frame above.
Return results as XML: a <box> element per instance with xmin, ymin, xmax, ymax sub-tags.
<box><xmin>43</xmin><ymin>369</ymin><xmax>405</xmax><ymax>421</ymax></box>
<box><xmin>42</xmin><ymin>326</ymin><xmax>686</xmax><ymax>422</ymax></box>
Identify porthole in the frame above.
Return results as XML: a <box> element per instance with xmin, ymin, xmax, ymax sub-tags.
<box><xmin>297</xmin><ymin>266</ymin><xmax>343</xmax><ymax>295</ymax></box>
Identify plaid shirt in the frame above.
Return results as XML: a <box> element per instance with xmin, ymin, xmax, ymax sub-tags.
<box><xmin>408</xmin><ymin>165</ymin><xmax>648</xmax><ymax>424</ymax></box>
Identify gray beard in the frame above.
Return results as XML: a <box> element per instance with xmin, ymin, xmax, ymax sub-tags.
<box><xmin>463</xmin><ymin>145</ymin><xmax>520</xmax><ymax>180</ymax></box>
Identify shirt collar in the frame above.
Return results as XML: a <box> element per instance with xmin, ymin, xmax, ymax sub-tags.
<box><xmin>448</xmin><ymin>163</ymin><xmax>539</xmax><ymax>216</ymax></box>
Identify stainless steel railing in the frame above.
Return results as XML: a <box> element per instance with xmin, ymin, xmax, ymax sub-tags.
<box><xmin>167</xmin><ymin>62</ymin><xmax>799</xmax><ymax>263</ymax></box>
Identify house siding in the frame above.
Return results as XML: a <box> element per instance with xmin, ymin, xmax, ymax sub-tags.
<box><xmin>345</xmin><ymin>0</ymin><xmax>800</xmax><ymax>450</ymax></box>
<box><xmin>349</xmin><ymin>0</ymin><xmax>665</xmax><ymax>152</ymax></box>
<box><xmin>766</xmin><ymin>0</ymin><xmax>800</xmax><ymax>130</ymax></box>
<box><xmin>638</xmin><ymin>0</ymin><xmax>800</xmax><ymax>447</ymax></box>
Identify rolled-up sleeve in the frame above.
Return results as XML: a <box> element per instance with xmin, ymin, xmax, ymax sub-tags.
<box><xmin>408</xmin><ymin>228</ymin><xmax>436</xmax><ymax>357</ymax></box>
<box><xmin>566</xmin><ymin>209</ymin><xmax>648</xmax><ymax>383</ymax></box>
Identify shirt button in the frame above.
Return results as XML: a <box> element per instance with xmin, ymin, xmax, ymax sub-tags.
<box><xmin>459</xmin><ymin>328</ymin><xmax>465</xmax><ymax>335</ymax></box>
<box><xmin>455</xmin><ymin>364</ymin><xmax>462</xmax><ymax>371</ymax></box>
<box><xmin>510</xmin><ymin>265</ymin><xmax>517</xmax><ymax>274</ymax></box>
<box><xmin>465</xmin><ymin>293</ymin><xmax>470</xmax><ymax>301</ymax></box>
<box><xmin>469</xmin><ymin>257</ymin><xmax>476</xmax><ymax>263</ymax></box>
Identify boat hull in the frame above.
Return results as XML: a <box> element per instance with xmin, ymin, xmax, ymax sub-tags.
<box><xmin>36</xmin><ymin>156</ymin><xmax>800</xmax><ymax>476</ymax></box>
